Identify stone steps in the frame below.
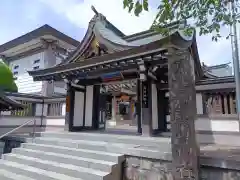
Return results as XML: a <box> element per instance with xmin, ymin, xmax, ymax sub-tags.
<box><xmin>2</xmin><ymin>154</ymin><xmax>111</xmax><ymax>180</ymax></box>
<box><xmin>29</xmin><ymin>135</ymin><xmax>171</xmax><ymax>160</ymax></box>
<box><xmin>0</xmin><ymin>132</ymin><xmax>126</xmax><ymax>180</ymax></box>
<box><xmin>21</xmin><ymin>143</ymin><xmax>124</xmax><ymax>163</ymax></box>
<box><xmin>0</xmin><ymin>169</ymin><xmax>35</xmax><ymax>180</ymax></box>
<box><xmin>11</xmin><ymin>148</ymin><xmax>116</xmax><ymax>172</ymax></box>
<box><xmin>39</xmin><ymin>131</ymin><xmax>171</xmax><ymax>148</ymax></box>
<box><xmin>32</xmin><ymin>137</ymin><xmax>138</xmax><ymax>152</ymax></box>
<box><xmin>0</xmin><ymin>160</ymin><xmax>82</xmax><ymax>180</ymax></box>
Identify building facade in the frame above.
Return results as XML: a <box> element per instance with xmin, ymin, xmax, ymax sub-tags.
<box><xmin>0</xmin><ymin>25</ymin><xmax>79</xmax><ymax>96</ymax></box>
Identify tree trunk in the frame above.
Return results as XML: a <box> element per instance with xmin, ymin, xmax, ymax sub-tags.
<box><xmin>168</xmin><ymin>47</ymin><xmax>199</xmax><ymax>180</ymax></box>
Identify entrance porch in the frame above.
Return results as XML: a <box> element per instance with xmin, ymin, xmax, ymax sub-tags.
<box><xmin>28</xmin><ymin>37</ymin><xmax>177</xmax><ymax>136</ymax></box>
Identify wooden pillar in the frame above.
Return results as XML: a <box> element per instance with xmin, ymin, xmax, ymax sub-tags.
<box><xmin>136</xmin><ymin>79</ymin><xmax>142</xmax><ymax>134</ymax></box>
<box><xmin>157</xmin><ymin>89</ymin><xmax>167</xmax><ymax>132</ymax></box>
<box><xmin>168</xmin><ymin>47</ymin><xmax>199</xmax><ymax>180</ymax></box>
<box><xmin>229</xmin><ymin>93</ymin><xmax>235</xmax><ymax>114</ymax></box>
<box><xmin>111</xmin><ymin>96</ymin><xmax>117</xmax><ymax>122</ymax></box>
<box><xmin>223</xmin><ymin>94</ymin><xmax>228</xmax><ymax>114</ymax></box>
<box><xmin>217</xmin><ymin>95</ymin><xmax>223</xmax><ymax>114</ymax></box>
<box><xmin>65</xmin><ymin>82</ymin><xmax>71</xmax><ymax>131</ymax></box>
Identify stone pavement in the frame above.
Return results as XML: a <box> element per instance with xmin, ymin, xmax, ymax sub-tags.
<box><xmin>201</xmin><ymin>144</ymin><xmax>240</xmax><ymax>161</ymax></box>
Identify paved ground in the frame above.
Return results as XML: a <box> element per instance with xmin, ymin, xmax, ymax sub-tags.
<box><xmin>200</xmin><ymin>144</ymin><xmax>240</xmax><ymax>161</ymax></box>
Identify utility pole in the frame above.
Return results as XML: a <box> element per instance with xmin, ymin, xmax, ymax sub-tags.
<box><xmin>230</xmin><ymin>0</ymin><xmax>240</xmax><ymax>115</ymax></box>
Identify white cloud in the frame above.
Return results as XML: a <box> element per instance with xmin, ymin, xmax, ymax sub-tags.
<box><xmin>39</xmin><ymin>0</ymin><xmax>233</xmax><ymax>65</ymax></box>
<box><xmin>38</xmin><ymin>0</ymin><xmax>157</xmax><ymax>35</ymax></box>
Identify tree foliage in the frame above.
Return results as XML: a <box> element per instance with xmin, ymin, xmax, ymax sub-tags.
<box><xmin>123</xmin><ymin>0</ymin><xmax>239</xmax><ymax>41</ymax></box>
<box><xmin>0</xmin><ymin>60</ymin><xmax>18</xmax><ymax>92</ymax></box>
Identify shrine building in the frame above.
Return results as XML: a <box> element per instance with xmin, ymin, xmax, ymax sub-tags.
<box><xmin>28</xmin><ymin>7</ymin><xmax>237</xmax><ymax>136</ymax></box>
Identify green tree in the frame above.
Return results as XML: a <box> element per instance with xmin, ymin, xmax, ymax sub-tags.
<box><xmin>123</xmin><ymin>0</ymin><xmax>237</xmax><ymax>40</ymax></box>
<box><xmin>0</xmin><ymin>59</ymin><xmax>18</xmax><ymax>92</ymax></box>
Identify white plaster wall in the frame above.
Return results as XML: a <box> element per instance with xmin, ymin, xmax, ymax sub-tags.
<box><xmin>73</xmin><ymin>91</ymin><xmax>84</xmax><ymax>126</ymax></box>
<box><xmin>85</xmin><ymin>86</ymin><xmax>93</xmax><ymax>127</ymax></box>
<box><xmin>54</xmin><ymin>86</ymin><xmax>66</xmax><ymax>94</ymax></box>
<box><xmin>35</xmin><ymin>104</ymin><xmax>43</xmax><ymax>116</ymax></box>
<box><xmin>195</xmin><ymin>118</ymin><xmax>239</xmax><ymax>132</ymax></box>
<box><xmin>0</xmin><ymin>116</ymin><xmax>65</xmax><ymax>127</ymax></box>
<box><xmin>1</xmin><ymin>111</ymin><xmax>11</xmax><ymax>115</ymax></box>
<box><xmin>43</xmin><ymin>117</ymin><xmax>65</xmax><ymax>126</ymax></box>
<box><xmin>62</xmin><ymin>103</ymin><xmax>66</xmax><ymax>116</ymax></box>
<box><xmin>151</xmin><ymin>83</ymin><xmax>158</xmax><ymax>129</ymax></box>
<box><xmin>0</xmin><ymin>116</ymin><xmax>42</xmax><ymax>126</ymax></box>
<box><xmin>35</xmin><ymin>103</ymin><xmax>50</xmax><ymax>116</ymax></box>
<box><xmin>196</xmin><ymin>93</ymin><xmax>203</xmax><ymax>114</ymax></box>
<box><xmin>9</xmin><ymin>52</ymin><xmax>44</xmax><ymax>94</ymax></box>
<box><xmin>166</xmin><ymin>114</ymin><xmax>239</xmax><ymax>132</ymax></box>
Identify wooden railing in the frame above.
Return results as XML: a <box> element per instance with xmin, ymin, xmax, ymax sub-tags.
<box><xmin>205</xmin><ymin>92</ymin><xmax>236</xmax><ymax>115</ymax></box>
<box><xmin>0</xmin><ymin>92</ymin><xmax>66</xmax><ymax>118</ymax></box>
<box><xmin>10</xmin><ymin>101</ymin><xmax>35</xmax><ymax>117</ymax></box>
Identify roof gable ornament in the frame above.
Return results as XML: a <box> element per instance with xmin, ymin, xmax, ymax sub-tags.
<box><xmin>91</xmin><ymin>5</ymin><xmax>99</xmax><ymax>15</ymax></box>
<box><xmin>89</xmin><ymin>5</ymin><xmax>107</xmax><ymax>26</ymax></box>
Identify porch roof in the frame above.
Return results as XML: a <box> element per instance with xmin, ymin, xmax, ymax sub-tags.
<box><xmin>0</xmin><ymin>91</ymin><xmax>25</xmax><ymax>111</ymax></box>
<box><xmin>28</xmin><ymin>38</ymin><xmax>169</xmax><ymax>82</ymax></box>
<box><xmin>28</xmin><ymin>31</ymin><xmax>200</xmax><ymax>83</ymax></box>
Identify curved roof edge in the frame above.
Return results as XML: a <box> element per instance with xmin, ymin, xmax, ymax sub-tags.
<box><xmin>59</xmin><ymin>9</ymin><xmax>202</xmax><ymax>80</ymax></box>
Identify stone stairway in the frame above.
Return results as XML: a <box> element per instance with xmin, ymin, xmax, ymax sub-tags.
<box><xmin>0</xmin><ymin>131</ymin><xmax>171</xmax><ymax>180</ymax></box>
<box><xmin>0</xmin><ymin>132</ymin><xmax>128</xmax><ymax>180</ymax></box>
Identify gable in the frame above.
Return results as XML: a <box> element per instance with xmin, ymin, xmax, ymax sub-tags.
<box><xmin>60</xmin><ymin>7</ymin><xmax>203</xmax><ymax>80</ymax></box>
<box><xmin>74</xmin><ymin>36</ymin><xmax>109</xmax><ymax>62</ymax></box>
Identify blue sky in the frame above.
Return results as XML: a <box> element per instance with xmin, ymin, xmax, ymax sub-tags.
<box><xmin>0</xmin><ymin>0</ymin><xmax>233</xmax><ymax>66</ymax></box>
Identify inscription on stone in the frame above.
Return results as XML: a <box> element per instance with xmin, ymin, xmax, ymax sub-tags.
<box><xmin>167</xmin><ymin>48</ymin><xmax>199</xmax><ymax>180</ymax></box>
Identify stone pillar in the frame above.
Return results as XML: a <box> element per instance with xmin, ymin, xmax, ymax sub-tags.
<box><xmin>168</xmin><ymin>47</ymin><xmax>199</xmax><ymax>179</ymax></box>
<box><xmin>65</xmin><ymin>82</ymin><xmax>71</xmax><ymax>131</ymax></box>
